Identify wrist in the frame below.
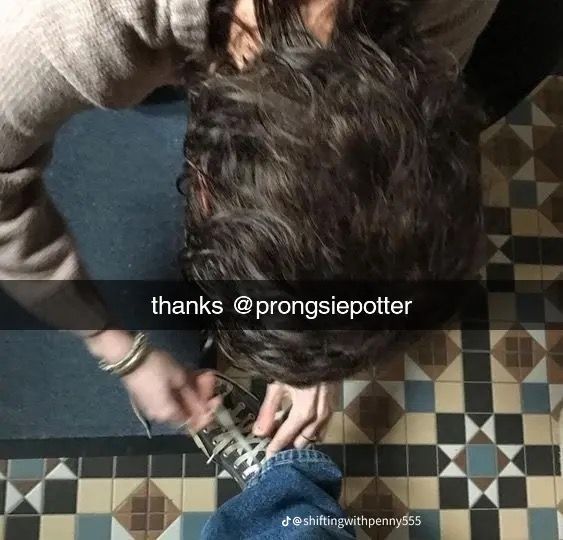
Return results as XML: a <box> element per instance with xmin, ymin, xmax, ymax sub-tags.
<box><xmin>85</xmin><ymin>329</ymin><xmax>135</xmax><ymax>364</ymax></box>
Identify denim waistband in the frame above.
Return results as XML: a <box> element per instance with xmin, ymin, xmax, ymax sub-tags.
<box><xmin>246</xmin><ymin>448</ymin><xmax>337</xmax><ymax>489</ymax></box>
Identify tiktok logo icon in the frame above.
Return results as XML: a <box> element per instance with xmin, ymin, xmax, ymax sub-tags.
<box><xmin>282</xmin><ymin>517</ymin><xmax>290</xmax><ymax>527</ymax></box>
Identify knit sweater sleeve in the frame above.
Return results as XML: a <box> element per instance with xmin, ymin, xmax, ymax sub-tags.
<box><xmin>0</xmin><ymin>0</ymin><xmax>207</xmax><ymax>332</ymax></box>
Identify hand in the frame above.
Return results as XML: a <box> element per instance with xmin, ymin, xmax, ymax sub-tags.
<box><xmin>85</xmin><ymin>330</ymin><xmax>219</xmax><ymax>431</ymax></box>
<box><xmin>252</xmin><ymin>382</ymin><xmax>335</xmax><ymax>457</ymax></box>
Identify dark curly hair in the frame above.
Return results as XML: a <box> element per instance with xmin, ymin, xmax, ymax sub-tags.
<box><xmin>180</xmin><ymin>0</ymin><xmax>484</xmax><ymax>386</ymax></box>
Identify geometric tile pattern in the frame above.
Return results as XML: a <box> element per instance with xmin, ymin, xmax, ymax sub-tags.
<box><xmin>114</xmin><ymin>480</ymin><xmax>181</xmax><ymax>540</ymax></box>
<box><xmin>1</xmin><ymin>79</ymin><xmax>562</xmax><ymax>540</ymax></box>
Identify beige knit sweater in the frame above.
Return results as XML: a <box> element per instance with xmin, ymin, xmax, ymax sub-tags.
<box><xmin>0</xmin><ymin>0</ymin><xmax>498</xmax><ymax>330</ymax></box>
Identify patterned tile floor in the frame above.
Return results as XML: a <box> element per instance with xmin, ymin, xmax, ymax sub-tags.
<box><xmin>1</xmin><ymin>76</ymin><xmax>562</xmax><ymax>540</ymax></box>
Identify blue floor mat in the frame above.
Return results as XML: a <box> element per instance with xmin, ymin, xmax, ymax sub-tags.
<box><xmin>0</xmin><ymin>102</ymin><xmax>201</xmax><ymax>440</ymax></box>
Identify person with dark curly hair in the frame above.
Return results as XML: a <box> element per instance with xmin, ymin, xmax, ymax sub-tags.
<box><xmin>0</xmin><ymin>0</ymin><xmax>496</xmax><ymax>456</ymax></box>
<box><xmin>182</xmin><ymin>0</ymin><xmax>485</xmax><ymax>456</ymax></box>
<box><xmin>178</xmin><ymin>8</ymin><xmax>485</xmax><ymax>530</ymax></box>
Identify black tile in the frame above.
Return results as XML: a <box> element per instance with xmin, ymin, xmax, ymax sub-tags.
<box><xmin>470</xmin><ymin>510</ymin><xmax>500</xmax><ymax>540</ymax></box>
<box><xmin>525</xmin><ymin>446</ymin><xmax>555</xmax><ymax>476</ymax></box>
<box><xmin>5</xmin><ymin>516</ymin><xmax>40</xmax><ymax>540</ymax></box>
<box><xmin>61</xmin><ymin>458</ymin><xmax>79</xmax><ymax>476</ymax></box>
<box><xmin>461</xmin><ymin>322</ymin><xmax>491</xmax><ymax>351</ymax></box>
<box><xmin>376</xmin><ymin>445</ymin><xmax>407</xmax><ymax>477</ymax></box>
<box><xmin>484</xmin><ymin>207</ymin><xmax>511</xmax><ymax>235</ymax></box>
<box><xmin>43</xmin><ymin>480</ymin><xmax>77</xmax><ymax>514</ymax></box>
<box><xmin>473</xmin><ymin>494</ymin><xmax>497</xmax><ymax>510</ymax></box>
<box><xmin>80</xmin><ymin>456</ymin><xmax>114</xmax><ymax>478</ymax></box>
<box><xmin>344</xmin><ymin>445</ymin><xmax>375</xmax><ymax>477</ymax></box>
<box><xmin>150</xmin><ymin>454</ymin><xmax>183</xmax><ymax>478</ymax></box>
<box><xmin>439</xmin><ymin>478</ymin><xmax>469</xmax><ymax>509</ymax></box>
<box><xmin>545</xmin><ymin>284</ymin><xmax>563</xmax><ymax>315</ymax></box>
<box><xmin>316</xmin><ymin>445</ymin><xmax>344</xmax><ymax>472</ymax></box>
<box><xmin>467</xmin><ymin>413</ymin><xmax>491</xmax><ymax>427</ymax></box>
<box><xmin>513</xmin><ymin>449</ymin><xmax>526</xmax><ymax>473</ymax></box>
<box><xmin>115</xmin><ymin>455</ymin><xmax>148</xmax><ymax>478</ymax></box>
<box><xmin>184</xmin><ymin>453</ymin><xmax>216</xmax><ymax>477</ymax></box>
<box><xmin>509</xmin><ymin>181</ymin><xmax>537</xmax><ymax>208</ymax></box>
<box><xmin>464</xmin><ymin>383</ymin><xmax>493</xmax><ymax>413</ymax></box>
<box><xmin>512</xmin><ymin>237</ymin><xmax>540</xmax><ymax>264</ymax></box>
<box><xmin>436</xmin><ymin>414</ymin><xmax>466</xmax><ymax>444</ymax></box>
<box><xmin>541</xmin><ymin>238</ymin><xmax>563</xmax><ymax>265</ymax></box>
<box><xmin>459</xmin><ymin>284</ymin><xmax>489</xmax><ymax>321</ymax></box>
<box><xmin>516</xmin><ymin>294</ymin><xmax>545</xmax><ymax>323</ymax></box>
<box><xmin>555</xmin><ymin>446</ymin><xmax>561</xmax><ymax>476</ymax></box>
<box><xmin>486</xmin><ymin>279</ymin><xmax>516</xmax><ymax>294</ymax></box>
<box><xmin>498</xmin><ymin>239</ymin><xmax>513</xmax><ymax>262</ymax></box>
<box><xmin>463</xmin><ymin>352</ymin><xmax>492</xmax><ymax>382</ymax></box>
<box><xmin>486</xmin><ymin>264</ymin><xmax>515</xmax><ymax>291</ymax></box>
<box><xmin>437</xmin><ymin>448</ymin><xmax>451</xmax><ymax>475</ymax></box>
<box><xmin>407</xmin><ymin>446</ymin><xmax>437</xmax><ymax>476</ymax></box>
<box><xmin>498</xmin><ymin>477</ymin><xmax>527</xmax><ymax>508</ymax></box>
<box><xmin>494</xmin><ymin>415</ymin><xmax>523</xmax><ymax>444</ymax></box>
<box><xmin>217</xmin><ymin>478</ymin><xmax>240</xmax><ymax>506</ymax></box>
<box><xmin>11</xmin><ymin>499</ymin><xmax>38</xmax><ymax>515</ymax></box>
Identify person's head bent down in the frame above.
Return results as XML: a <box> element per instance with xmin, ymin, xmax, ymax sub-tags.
<box><xmin>181</xmin><ymin>16</ymin><xmax>483</xmax><ymax>387</ymax></box>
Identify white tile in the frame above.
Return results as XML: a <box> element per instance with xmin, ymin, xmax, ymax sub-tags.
<box><xmin>111</xmin><ymin>518</ymin><xmax>134</xmax><ymax>540</ymax></box>
<box><xmin>158</xmin><ymin>517</ymin><xmax>181</xmax><ymax>540</ymax></box>
<box><xmin>404</xmin><ymin>358</ymin><xmax>430</xmax><ymax>381</ymax></box>
<box><xmin>26</xmin><ymin>482</ymin><xmax>43</xmax><ymax>513</ymax></box>
<box><xmin>5</xmin><ymin>483</ymin><xmax>23</xmax><ymax>513</ymax></box>
<box><xmin>523</xmin><ymin>359</ymin><xmax>547</xmax><ymax>383</ymax></box>
<box><xmin>46</xmin><ymin>463</ymin><xmax>76</xmax><ymax>480</ymax></box>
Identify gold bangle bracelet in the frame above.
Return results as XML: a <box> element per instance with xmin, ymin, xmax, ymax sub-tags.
<box><xmin>98</xmin><ymin>332</ymin><xmax>152</xmax><ymax>377</ymax></box>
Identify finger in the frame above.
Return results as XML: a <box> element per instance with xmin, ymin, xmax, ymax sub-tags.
<box><xmin>147</xmin><ymin>396</ymin><xmax>187</xmax><ymax>425</ymax></box>
<box><xmin>294</xmin><ymin>385</ymin><xmax>333</xmax><ymax>449</ymax></box>
<box><xmin>253</xmin><ymin>383</ymin><xmax>284</xmax><ymax>436</ymax></box>
<box><xmin>178</xmin><ymin>385</ymin><xmax>214</xmax><ymax>432</ymax></box>
<box><xmin>293</xmin><ymin>433</ymin><xmax>315</xmax><ymax>449</ymax></box>
<box><xmin>194</xmin><ymin>370</ymin><xmax>218</xmax><ymax>402</ymax></box>
<box><xmin>168</xmin><ymin>369</ymin><xmax>204</xmax><ymax>427</ymax></box>
<box><xmin>266</xmin><ymin>404</ymin><xmax>317</xmax><ymax>458</ymax></box>
<box><xmin>181</xmin><ymin>371</ymin><xmax>221</xmax><ymax>433</ymax></box>
<box><xmin>316</xmin><ymin>383</ymin><xmax>334</xmax><ymax>429</ymax></box>
<box><xmin>208</xmin><ymin>395</ymin><xmax>222</xmax><ymax>414</ymax></box>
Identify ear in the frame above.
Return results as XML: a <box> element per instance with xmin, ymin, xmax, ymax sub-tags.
<box><xmin>299</xmin><ymin>0</ymin><xmax>338</xmax><ymax>45</ymax></box>
<box><xmin>229</xmin><ymin>0</ymin><xmax>261</xmax><ymax>69</ymax></box>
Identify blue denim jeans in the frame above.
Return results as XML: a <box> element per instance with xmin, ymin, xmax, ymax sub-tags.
<box><xmin>202</xmin><ymin>449</ymin><xmax>356</xmax><ymax>539</ymax></box>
